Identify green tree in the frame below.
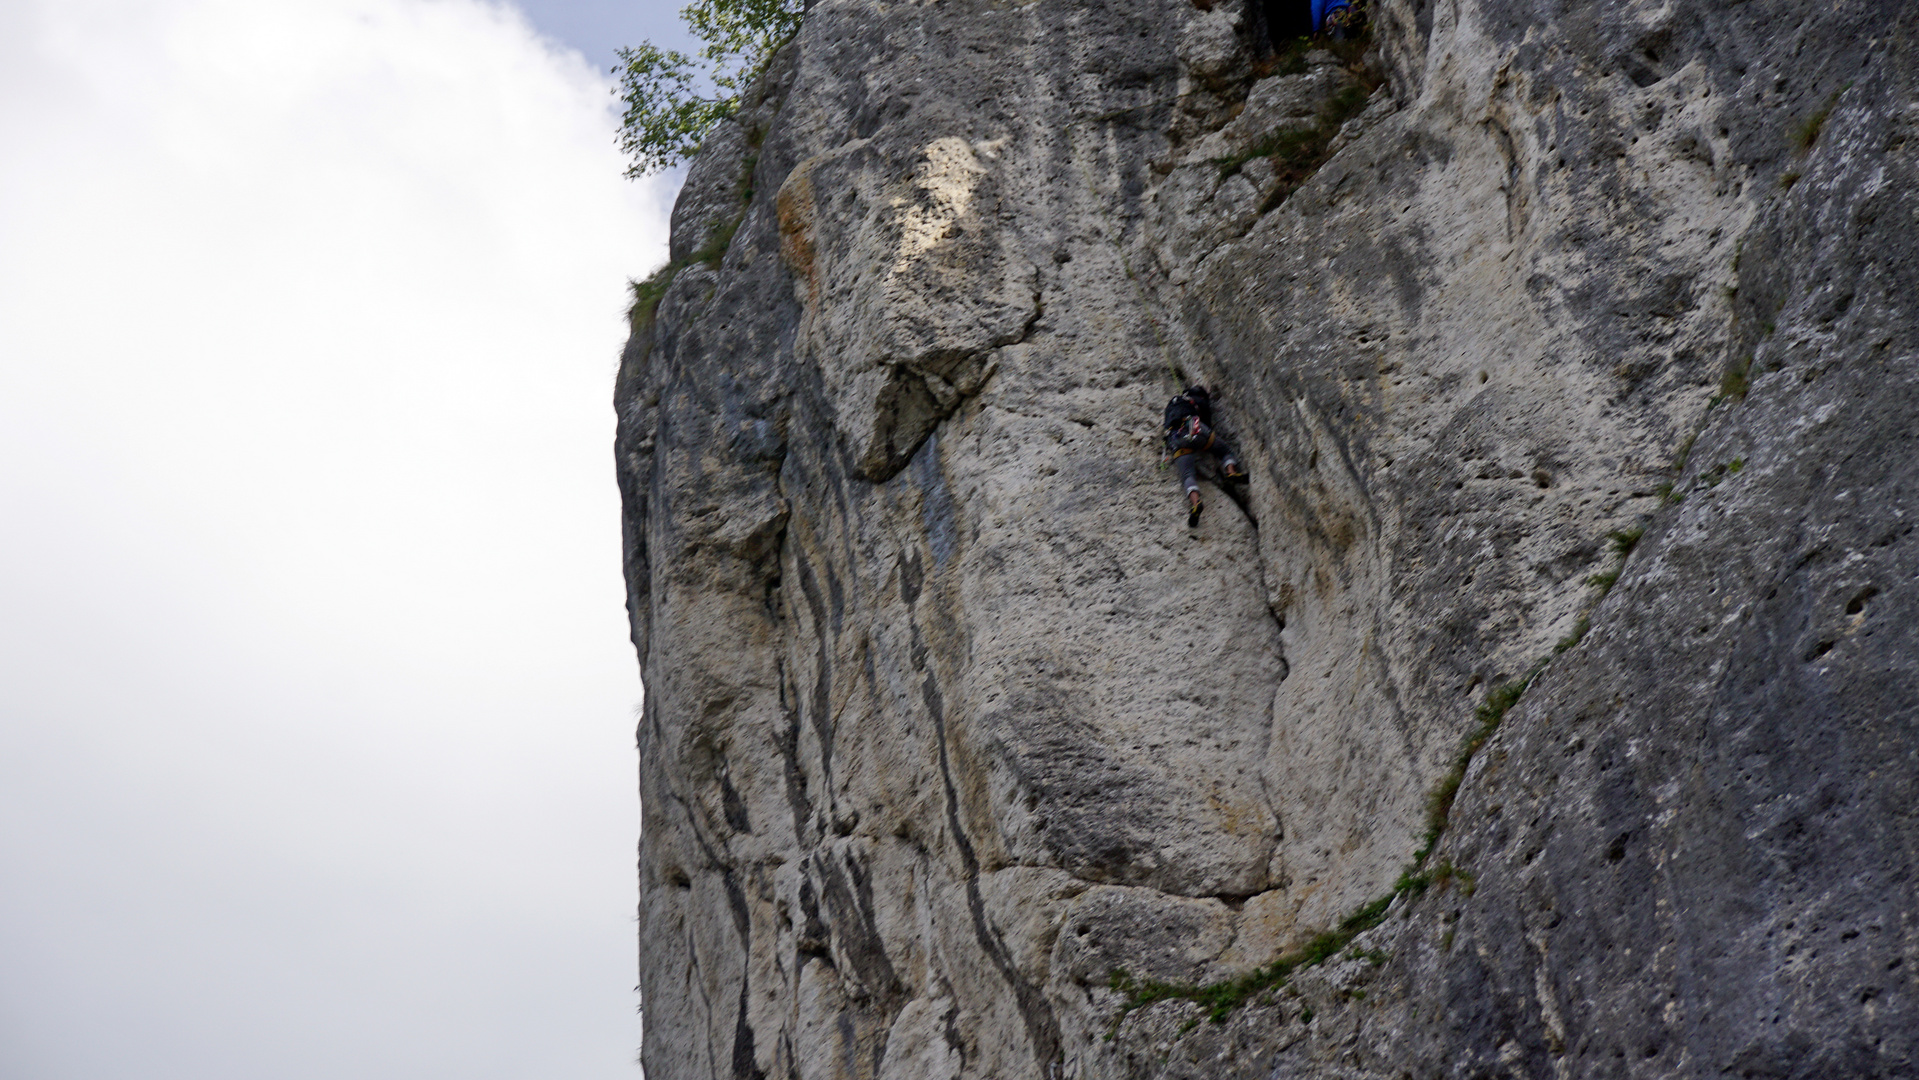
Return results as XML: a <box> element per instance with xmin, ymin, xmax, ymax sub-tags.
<box><xmin>615</xmin><ymin>0</ymin><xmax>805</xmax><ymax>177</ymax></box>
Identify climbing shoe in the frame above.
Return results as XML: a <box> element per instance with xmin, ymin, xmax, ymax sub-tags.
<box><xmin>1186</xmin><ymin>491</ymin><xmax>1203</xmax><ymax>528</ymax></box>
<box><xmin>1222</xmin><ymin>461</ymin><xmax>1247</xmax><ymax>480</ymax></box>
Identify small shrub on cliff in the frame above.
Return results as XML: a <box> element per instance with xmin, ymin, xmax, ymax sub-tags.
<box><xmin>616</xmin><ymin>0</ymin><xmax>803</xmax><ymax>176</ymax></box>
<box><xmin>1106</xmin><ymin>864</ymin><xmax>1439</xmax><ymax>1033</ymax></box>
<box><xmin>1554</xmin><ymin>615</ymin><xmax>1591</xmax><ymax>654</ymax></box>
<box><xmin>627</xmin><ymin>262</ymin><xmax>682</xmax><ymax>337</ymax></box>
<box><xmin>1219</xmin><ymin>79</ymin><xmax>1378</xmax><ymax>198</ymax></box>
<box><xmin>1415</xmin><ymin>671</ymin><xmax>1537</xmax><ymax>858</ymax></box>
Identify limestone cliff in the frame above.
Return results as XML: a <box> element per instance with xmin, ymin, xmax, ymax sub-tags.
<box><xmin>615</xmin><ymin>0</ymin><xmax>1919</xmax><ymax>1075</ymax></box>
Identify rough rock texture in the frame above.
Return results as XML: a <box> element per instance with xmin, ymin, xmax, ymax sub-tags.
<box><xmin>615</xmin><ymin>0</ymin><xmax>1919</xmax><ymax>1076</ymax></box>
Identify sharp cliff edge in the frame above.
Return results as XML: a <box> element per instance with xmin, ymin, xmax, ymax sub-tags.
<box><xmin>614</xmin><ymin>1</ymin><xmax>1919</xmax><ymax>1075</ymax></box>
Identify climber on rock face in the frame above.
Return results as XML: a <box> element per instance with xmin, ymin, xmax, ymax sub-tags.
<box><xmin>1163</xmin><ymin>384</ymin><xmax>1246</xmax><ymax>528</ymax></box>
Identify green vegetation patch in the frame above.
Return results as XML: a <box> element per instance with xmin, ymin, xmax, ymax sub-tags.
<box><xmin>1217</xmin><ymin>79</ymin><xmax>1381</xmax><ymax>211</ymax></box>
<box><xmin>1105</xmin><ymin>864</ymin><xmax>1459</xmax><ymax>1035</ymax></box>
<box><xmin>1415</xmin><ymin>670</ymin><xmax>1538</xmax><ymax>858</ymax></box>
<box><xmin>1109</xmin><ymin>487</ymin><xmax>1665</xmax><ymax>1038</ymax></box>
<box><xmin>1701</xmin><ymin>458</ymin><xmax>1745</xmax><ymax>490</ymax></box>
<box><xmin>1554</xmin><ymin>615</ymin><xmax>1591</xmax><ymax>654</ymax></box>
<box><xmin>1110</xmin><ymin>506</ymin><xmax>1659</xmax><ymax>1035</ymax></box>
<box><xmin>1558</xmin><ymin>533</ymin><xmax>1636</xmax><ymax>652</ymax></box>
<box><xmin>616</xmin><ymin>0</ymin><xmax>803</xmax><ymax>176</ymax></box>
<box><xmin>1215</xmin><ymin>28</ymin><xmax>1384</xmax><ymax>210</ymax></box>
<box><xmin>1558</xmin><ymin>525</ymin><xmax>1646</xmax><ymax>653</ymax></box>
<box><xmin>1106</xmin><ymin>661</ymin><xmax>1544</xmax><ymax>1036</ymax></box>
<box><xmin>693</xmin><ymin>212</ymin><xmax>746</xmax><ymax>269</ymax></box>
<box><xmin>627</xmin><ymin>262</ymin><xmax>684</xmax><ymax>339</ymax></box>
<box><xmin>625</xmin><ymin>150</ymin><xmax>759</xmax><ymax>341</ymax></box>
<box><xmin>1719</xmin><ymin>354</ymin><xmax>1752</xmax><ymax>403</ymax></box>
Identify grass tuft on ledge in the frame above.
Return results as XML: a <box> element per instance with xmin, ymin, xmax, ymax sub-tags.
<box><xmin>1217</xmin><ymin>81</ymin><xmax>1379</xmax><ymax>204</ymax></box>
<box><xmin>1215</xmin><ymin>28</ymin><xmax>1385</xmax><ymax>209</ymax></box>
<box><xmin>1106</xmin><ymin>662</ymin><xmax>1541</xmax><ymax>1036</ymax></box>
<box><xmin>1104</xmin><ymin>646</ymin><xmax>1548</xmax><ymax>1034</ymax></box>
<box><xmin>1106</xmin><ymin>498</ymin><xmax>1668</xmax><ymax>1037</ymax></box>
<box><xmin>626</xmin><ymin>262</ymin><xmax>684</xmax><ymax>339</ymax></box>
<box><xmin>1105</xmin><ymin>863</ymin><xmax>1463</xmax><ymax>1036</ymax></box>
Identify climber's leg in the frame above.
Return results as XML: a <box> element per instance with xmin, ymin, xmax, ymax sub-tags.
<box><xmin>1175</xmin><ymin>453</ymin><xmax>1204</xmax><ymax>526</ymax></box>
<box><xmin>1211</xmin><ymin>436</ymin><xmax>1247</xmax><ymax>479</ymax></box>
<box><xmin>1174</xmin><ymin>452</ymin><xmax>1202</xmax><ymax>495</ymax></box>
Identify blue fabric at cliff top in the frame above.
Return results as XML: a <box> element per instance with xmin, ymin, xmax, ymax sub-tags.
<box><xmin>1313</xmin><ymin>0</ymin><xmax>1355</xmax><ymax>31</ymax></box>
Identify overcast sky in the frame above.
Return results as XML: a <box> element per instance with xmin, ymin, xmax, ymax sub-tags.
<box><xmin>0</xmin><ymin>1</ymin><xmax>692</xmax><ymax>1076</ymax></box>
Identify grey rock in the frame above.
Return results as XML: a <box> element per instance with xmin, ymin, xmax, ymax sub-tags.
<box><xmin>669</xmin><ymin>118</ymin><xmax>752</xmax><ymax>266</ymax></box>
<box><xmin>616</xmin><ymin>0</ymin><xmax>1919</xmax><ymax>1076</ymax></box>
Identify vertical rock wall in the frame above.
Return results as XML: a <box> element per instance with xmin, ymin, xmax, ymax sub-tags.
<box><xmin>615</xmin><ymin>0</ymin><xmax>1919</xmax><ymax>1075</ymax></box>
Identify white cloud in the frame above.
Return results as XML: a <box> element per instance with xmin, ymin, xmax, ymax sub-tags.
<box><xmin>0</xmin><ymin>1</ymin><xmax>670</xmax><ymax>1076</ymax></box>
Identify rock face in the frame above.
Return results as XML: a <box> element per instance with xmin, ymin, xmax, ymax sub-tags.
<box><xmin>614</xmin><ymin>0</ymin><xmax>1919</xmax><ymax>1076</ymax></box>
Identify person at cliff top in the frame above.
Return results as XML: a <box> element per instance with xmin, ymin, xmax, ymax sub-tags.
<box><xmin>1163</xmin><ymin>384</ymin><xmax>1246</xmax><ymax>528</ymax></box>
<box><xmin>1322</xmin><ymin>0</ymin><xmax>1363</xmax><ymax>39</ymax></box>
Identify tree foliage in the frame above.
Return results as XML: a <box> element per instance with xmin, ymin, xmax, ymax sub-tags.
<box><xmin>615</xmin><ymin>0</ymin><xmax>805</xmax><ymax>177</ymax></box>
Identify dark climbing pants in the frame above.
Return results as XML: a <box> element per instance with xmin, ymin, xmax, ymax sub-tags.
<box><xmin>1172</xmin><ymin>438</ymin><xmax>1241</xmax><ymax>495</ymax></box>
